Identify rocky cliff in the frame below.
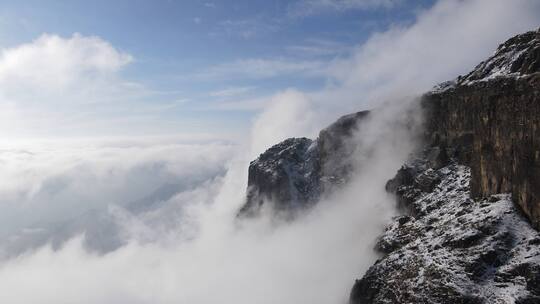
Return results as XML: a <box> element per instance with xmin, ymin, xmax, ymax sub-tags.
<box><xmin>349</xmin><ymin>28</ymin><xmax>540</xmax><ymax>304</ymax></box>
<box><xmin>424</xmin><ymin>28</ymin><xmax>540</xmax><ymax>229</ymax></box>
<box><xmin>240</xmin><ymin>28</ymin><xmax>540</xmax><ymax>303</ymax></box>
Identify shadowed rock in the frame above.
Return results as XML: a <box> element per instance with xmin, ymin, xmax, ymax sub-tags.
<box><xmin>238</xmin><ymin>111</ymin><xmax>370</xmax><ymax>216</ymax></box>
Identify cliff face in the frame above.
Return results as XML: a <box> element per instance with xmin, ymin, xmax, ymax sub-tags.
<box><xmin>423</xmin><ymin>28</ymin><xmax>540</xmax><ymax>229</ymax></box>
<box><xmin>238</xmin><ymin>111</ymin><xmax>370</xmax><ymax>216</ymax></box>
<box><xmin>349</xmin><ymin>28</ymin><xmax>540</xmax><ymax>304</ymax></box>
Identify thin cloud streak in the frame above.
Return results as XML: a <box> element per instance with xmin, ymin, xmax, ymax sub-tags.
<box><xmin>198</xmin><ymin>58</ymin><xmax>329</xmax><ymax>80</ymax></box>
<box><xmin>288</xmin><ymin>0</ymin><xmax>402</xmax><ymax>18</ymax></box>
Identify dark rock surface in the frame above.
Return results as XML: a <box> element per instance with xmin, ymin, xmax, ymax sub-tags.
<box><xmin>318</xmin><ymin>111</ymin><xmax>371</xmax><ymax>191</ymax></box>
<box><xmin>423</xmin><ymin>28</ymin><xmax>540</xmax><ymax>229</ymax></box>
<box><xmin>238</xmin><ymin>111</ymin><xmax>370</xmax><ymax>216</ymax></box>
<box><xmin>239</xmin><ymin>137</ymin><xmax>320</xmax><ymax>216</ymax></box>
<box><xmin>350</xmin><ymin>152</ymin><xmax>540</xmax><ymax>304</ymax></box>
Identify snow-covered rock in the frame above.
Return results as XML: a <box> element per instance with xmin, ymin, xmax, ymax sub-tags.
<box><xmin>459</xmin><ymin>28</ymin><xmax>540</xmax><ymax>85</ymax></box>
<box><xmin>432</xmin><ymin>27</ymin><xmax>540</xmax><ymax>93</ymax></box>
<box><xmin>351</xmin><ymin>152</ymin><xmax>540</xmax><ymax>304</ymax></box>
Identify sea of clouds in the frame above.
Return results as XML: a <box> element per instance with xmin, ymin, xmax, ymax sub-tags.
<box><xmin>0</xmin><ymin>0</ymin><xmax>538</xmax><ymax>303</ymax></box>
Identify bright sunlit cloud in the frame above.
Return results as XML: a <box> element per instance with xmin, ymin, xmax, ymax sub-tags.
<box><xmin>0</xmin><ymin>33</ymin><xmax>132</xmax><ymax>94</ymax></box>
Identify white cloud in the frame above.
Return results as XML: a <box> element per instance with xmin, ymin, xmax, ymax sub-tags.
<box><xmin>249</xmin><ymin>89</ymin><xmax>318</xmax><ymax>156</ymax></box>
<box><xmin>0</xmin><ymin>33</ymin><xmax>132</xmax><ymax>94</ymax></box>
<box><xmin>0</xmin><ymin>137</ymin><xmax>235</xmax><ymax>256</ymax></box>
<box><xmin>0</xmin><ymin>33</ymin><xmax>199</xmax><ymax>138</ymax></box>
<box><xmin>306</xmin><ymin>0</ymin><xmax>540</xmax><ymax>120</ymax></box>
<box><xmin>0</xmin><ymin>122</ymin><xmax>402</xmax><ymax>303</ymax></box>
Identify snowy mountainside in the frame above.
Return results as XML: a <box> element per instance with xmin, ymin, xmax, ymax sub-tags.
<box><xmin>351</xmin><ymin>152</ymin><xmax>540</xmax><ymax>303</ymax></box>
<box><xmin>434</xmin><ymin>27</ymin><xmax>540</xmax><ymax>92</ymax></box>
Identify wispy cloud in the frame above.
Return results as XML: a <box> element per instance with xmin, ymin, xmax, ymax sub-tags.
<box><xmin>286</xmin><ymin>38</ymin><xmax>351</xmax><ymax>57</ymax></box>
<box><xmin>205</xmin><ymin>95</ymin><xmax>271</xmax><ymax>111</ymax></box>
<box><xmin>199</xmin><ymin>58</ymin><xmax>329</xmax><ymax>80</ymax></box>
<box><xmin>218</xmin><ymin>17</ymin><xmax>281</xmax><ymax>39</ymax></box>
<box><xmin>288</xmin><ymin>0</ymin><xmax>402</xmax><ymax>17</ymax></box>
<box><xmin>209</xmin><ymin>86</ymin><xmax>255</xmax><ymax>98</ymax></box>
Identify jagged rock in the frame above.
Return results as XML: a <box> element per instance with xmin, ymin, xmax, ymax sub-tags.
<box><xmin>385</xmin><ymin>165</ymin><xmax>416</xmax><ymax>193</ymax></box>
<box><xmin>239</xmin><ymin>137</ymin><xmax>320</xmax><ymax>216</ymax></box>
<box><xmin>238</xmin><ymin>111</ymin><xmax>370</xmax><ymax>216</ymax></box>
<box><xmin>350</xmin><ymin>162</ymin><xmax>540</xmax><ymax>304</ymax></box>
<box><xmin>457</xmin><ymin>28</ymin><xmax>540</xmax><ymax>85</ymax></box>
<box><xmin>423</xmin><ymin>28</ymin><xmax>540</xmax><ymax>229</ymax></box>
<box><xmin>375</xmin><ymin>215</ymin><xmax>419</xmax><ymax>254</ymax></box>
<box><xmin>414</xmin><ymin>168</ymin><xmax>441</xmax><ymax>193</ymax></box>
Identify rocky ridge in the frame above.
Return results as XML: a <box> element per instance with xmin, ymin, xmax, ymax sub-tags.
<box><xmin>239</xmin><ymin>111</ymin><xmax>370</xmax><ymax>216</ymax></box>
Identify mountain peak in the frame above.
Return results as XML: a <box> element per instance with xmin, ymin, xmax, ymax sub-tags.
<box><xmin>459</xmin><ymin>28</ymin><xmax>540</xmax><ymax>85</ymax></box>
<box><xmin>433</xmin><ymin>28</ymin><xmax>540</xmax><ymax>93</ymax></box>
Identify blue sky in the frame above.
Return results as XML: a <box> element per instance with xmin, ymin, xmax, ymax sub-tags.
<box><xmin>0</xmin><ymin>0</ymin><xmax>439</xmax><ymax>139</ymax></box>
<box><xmin>1</xmin><ymin>0</ymin><xmax>538</xmax><ymax>142</ymax></box>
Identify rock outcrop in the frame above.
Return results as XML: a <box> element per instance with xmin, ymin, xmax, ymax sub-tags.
<box><xmin>423</xmin><ymin>28</ymin><xmax>540</xmax><ymax>229</ymax></box>
<box><xmin>238</xmin><ymin>111</ymin><xmax>370</xmax><ymax>216</ymax></box>
<box><xmin>239</xmin><ymin>137</ymin><xmax>320</xmax><ymax>216</ymax></box>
